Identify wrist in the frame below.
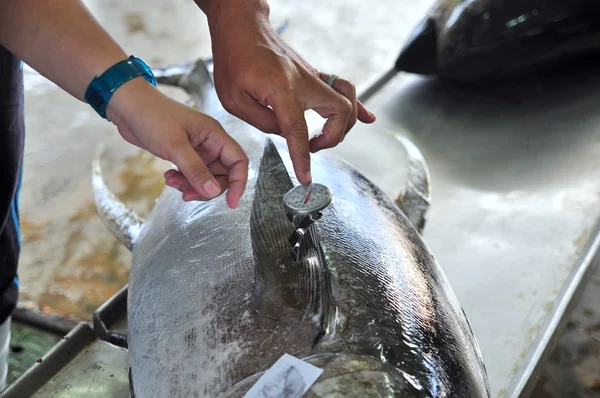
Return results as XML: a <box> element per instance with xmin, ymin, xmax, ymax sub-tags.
<box><xmin>105</xmin><ymin>77</ymin><xmax>157</xmax><ymax>126</ymax></box>
<box><xmin>203</xmin><ymin>0</ymin><xmax>271</xmax><ymax>29</ymax></box>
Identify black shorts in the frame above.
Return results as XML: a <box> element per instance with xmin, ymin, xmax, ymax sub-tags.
<box><xmin>0</xmin><ymin>45</ymin><xmax>24</xmax><ymax>324</ymax></box>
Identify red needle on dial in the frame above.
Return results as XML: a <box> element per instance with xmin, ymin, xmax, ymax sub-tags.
<box><xmin>303</xmin><ymin>188</ymin><xmax>312</xmax><ymax>204</ymax></box>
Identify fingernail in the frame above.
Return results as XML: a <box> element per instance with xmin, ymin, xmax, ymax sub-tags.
<box><xmin>203</xmin><ymin>179</ymin><xmax>221</xmax><ymax>198</ymax></box>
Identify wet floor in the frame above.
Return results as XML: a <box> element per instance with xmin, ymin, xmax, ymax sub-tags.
<box><xmin>531</xmin><ymin>270</ymin><xmax>600</xmax><ymax>398</ymax></box>
<box><xmin>12</xmin><ymin>0</ymin><xmax>600</xmax><ymax>396</ymax></box>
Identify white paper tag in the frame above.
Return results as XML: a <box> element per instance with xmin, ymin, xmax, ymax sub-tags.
<box><xmin>243</xmin><ymin>353</ymin><xmax>324</xmax><ymax>398</ymax></box>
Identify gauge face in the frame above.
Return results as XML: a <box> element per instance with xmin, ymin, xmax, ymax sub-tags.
<box><xmin>283</xmin><ymin>183</ymin><xmax>332</xmax><ymax>216</ymax></box>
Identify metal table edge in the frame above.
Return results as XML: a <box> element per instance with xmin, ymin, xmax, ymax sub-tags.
<box><xmin>504</xmin><ymin>217</ymin><xmax>600</xmax><ymax>398</ymax></box>
<box><xmin>1</xmin><ymin>322</ymin><xmax>96</xmax><ymax>398</ymax></box>
<box><xmin>92</xmin><ymin>284</ymin><xmax>128</xmax><ymax>348</ymax></box>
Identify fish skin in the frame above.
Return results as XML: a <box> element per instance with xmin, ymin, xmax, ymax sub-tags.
<box><xmin>92</xmin><ymin>60</ymin><xmax>492</xmax><ymax>397</ymax></box>
<box><xmin>126</xmin><ymin>137</ymin><xmax>492</xmax><ymax>397</ymax></box>
<box><xmin>396</xmin><ymin>0</ymin><xmax>600</xmax><ymax>82</ymax></box>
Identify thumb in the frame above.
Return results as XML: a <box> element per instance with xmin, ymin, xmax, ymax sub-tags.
<box><xmin>169</xmin><ymin>141</ymin><xmax>222</xmax><ymax>199</ymax></box>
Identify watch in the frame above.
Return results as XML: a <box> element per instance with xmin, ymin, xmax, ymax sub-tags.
<box><xmin>283</xmin><ymin>183</ymin><xmax>332</xmax><ymax>261</ymax></box>
<box><xmin>84</xmin><ymin>55</ymin><xmax>157</xmax><ymax>120</ymax></box>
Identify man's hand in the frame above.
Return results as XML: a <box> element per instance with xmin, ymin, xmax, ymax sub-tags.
<box><xmin>107</xmin><ymin>78</ymin><xmax>249</xmax><ymax>209</ymax></box>
<box><xmin>201</xmin><ymin>1</ymin><xmax>376</xmax><ymax>185</ymax></box>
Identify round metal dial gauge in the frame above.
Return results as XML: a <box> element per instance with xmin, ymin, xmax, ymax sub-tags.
<box><xmin>283</xmin><ymin>183</ymin><xmax>332</xmax><ymax>216</ymax></box>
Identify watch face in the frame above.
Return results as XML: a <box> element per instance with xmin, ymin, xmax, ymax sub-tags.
<box><xmin>283</xmin><ymin>183</ymin><xmax>332</xmax><ymax>216</ymax></box>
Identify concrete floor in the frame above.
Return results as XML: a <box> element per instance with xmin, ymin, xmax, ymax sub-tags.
<box><xmin>13</xmin><ymin>0</ymin><xmax>600</xmax><ymax>396</ymax></box>
<box><xmin>530</xmin><ymin>271</ymin><xmax>600</xmax><ymax>398</ymax></box>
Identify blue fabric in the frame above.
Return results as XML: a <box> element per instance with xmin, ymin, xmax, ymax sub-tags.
<box><xmin>9</xmin><ymin>164</ymin><xmax>23</xmax><ymax>287</ymax></box>
<box><xmin>11</xmin><ymin>60</ymin><xmax>24</xmax><ymax>288</ymax></box>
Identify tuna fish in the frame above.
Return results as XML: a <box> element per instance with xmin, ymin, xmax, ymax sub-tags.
<box><xmin>92</xmin><ymin>59</ymin><xmax>491</xmax><ymax>397</ymax></box>
<box><xmin>395</xmin><ymin>0</ymin><xmax>600</xmax><ymax>82</ymax></box>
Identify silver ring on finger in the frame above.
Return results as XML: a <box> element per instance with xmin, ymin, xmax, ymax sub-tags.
<box><xmin>326</xmin><ymin>74</ymin><xmax>339</xmax><ymax>88</ymax></box>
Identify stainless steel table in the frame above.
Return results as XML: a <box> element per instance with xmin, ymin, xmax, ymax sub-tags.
<box><xmin>336</xmin><ymin>67</ymin><xmax>600</xmax><ymax>397</ymax></box>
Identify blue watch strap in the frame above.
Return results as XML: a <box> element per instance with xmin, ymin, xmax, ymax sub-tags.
<box><xmin>84</xmin><ymin>55</ymin><xmax>157</xmax><ymax>119</ymax></box>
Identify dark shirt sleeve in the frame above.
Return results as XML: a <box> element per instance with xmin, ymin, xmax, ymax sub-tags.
<box><xmin>0</xmin><ymin>44</ymin><xmax>25</xmax><ymax>324</ymax></box>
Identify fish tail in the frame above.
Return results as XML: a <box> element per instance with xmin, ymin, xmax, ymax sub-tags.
<box><xmin>395</xmin><ymin>16</ymin><xmax>437</xmax><ymax>75</ymax></box>
<box><xmin>392</xmin><ymin>135</ymin><xmax>432</xmax><ymax>234</ymax></box>
<box><xmin>91</xmin><ymin>145</ymin><xmax>145</xmax><ymax>251</ymax></box>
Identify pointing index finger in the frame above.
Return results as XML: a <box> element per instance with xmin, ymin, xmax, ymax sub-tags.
<box><xmin>270</xmin><ymin>94</ymin><xmax>312</xmax><ymax>185</ymax></box>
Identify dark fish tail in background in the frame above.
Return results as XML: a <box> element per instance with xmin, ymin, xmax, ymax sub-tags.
<box><xmin>395</xmin><ymin>16</ymin><xmax>437</xmax><ymax>75</ymax></box>
<box><xmin>396</xmin><ymin>0</ymin><xmax>600</xmax><ymax>82</ymax></box>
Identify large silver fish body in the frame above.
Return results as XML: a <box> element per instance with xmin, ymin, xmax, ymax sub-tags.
<box><xmin>396</xmin><ymin>0</ymin><xmax>600</xmax><ymax>82</ymax></box>
<box><xmin>93</xmin><ymin>60</ymin><xmax>491</xmax><ymax>397</ymax></box>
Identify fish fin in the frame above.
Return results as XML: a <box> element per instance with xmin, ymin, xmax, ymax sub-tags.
<box><xmin>250</xmin><ymin>138</ymin><xmax>330</xmax><ymax>331</ymax></box>
<box><xmin>179</xmin><ymin>58</ymin><xmax>214</xmax><ymax>90</ymax></box>
<box><xmin>392</xmin><ymin>135</ymin><xmax>431</xmax><ymax>234</ymax></box>
<box><xmin>151</xmin><ymin>57</ymin><xmax>215</xmax><ymax>110</ymax></box>
<box><xmin>395</xmin><ymin>16</ymin><xmax>437</xmax><ymax>75</ymax></box>
<box><xmin>92</xmin><ymin>146</ymin><xmax>145</xmax><ymax>251</ymax></box>
<box><xmin>175</xmin><ymin>58</ymin><xmax>219</xmax><ymax>112</ymax></box>
<box><xmin>151</xmin><ymin>61</ymin><xmax>195</xmax><ymax>87</ymax></box>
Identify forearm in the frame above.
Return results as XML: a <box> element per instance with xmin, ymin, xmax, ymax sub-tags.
<box><xmin>0</xmin><ymin>0</ymin><xmax>129</xmax><ymax>102</ymax></box>
<box><xmin>193</xmin><ymin>0</ymin><xmax>270</xmax><ymax>27</ymax></box>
